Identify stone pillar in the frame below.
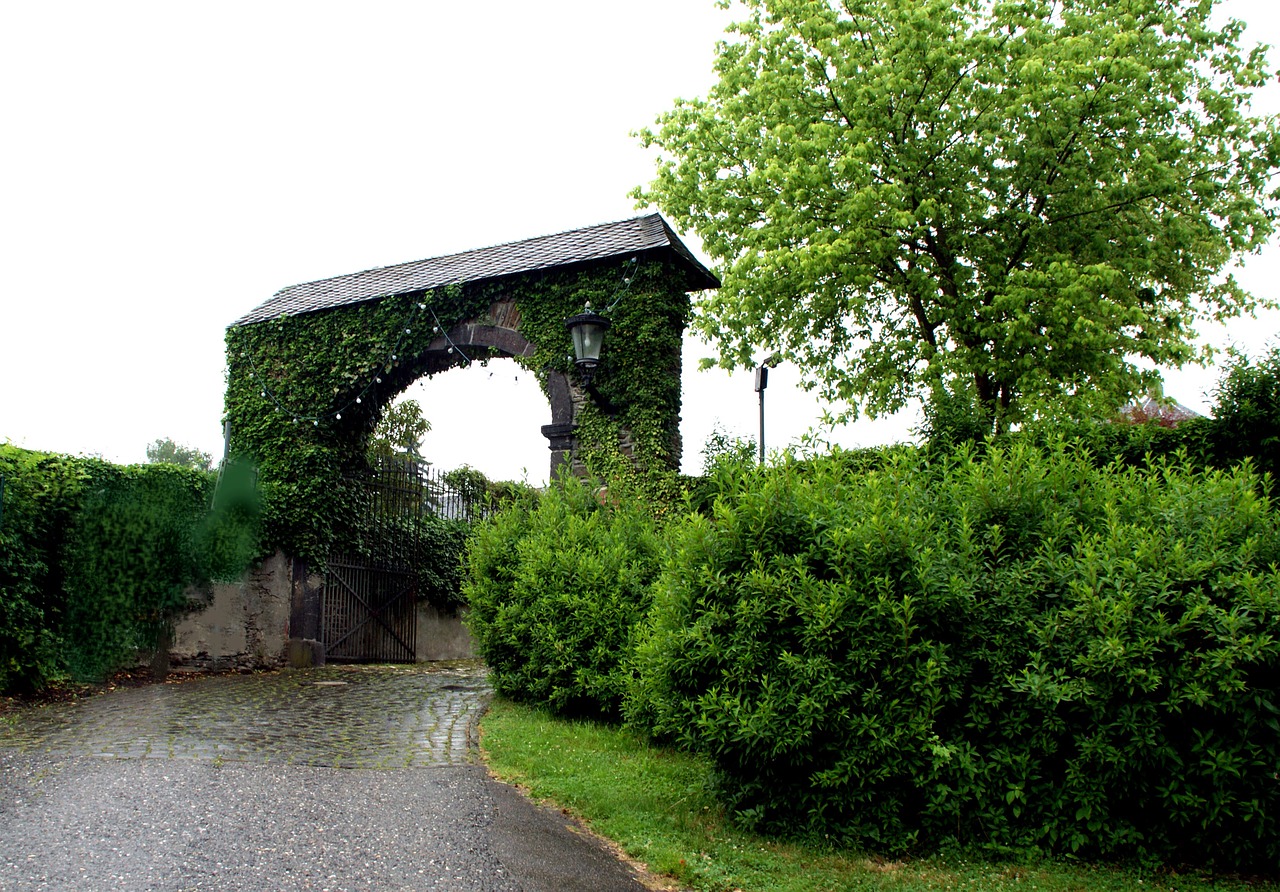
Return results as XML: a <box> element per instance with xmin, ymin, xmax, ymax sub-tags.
<box><xmin>540</xmin><ymin>422</ymin><xmax>577</xmax><ymax>480</ymax></box>
<box><xmin>541</xmin><ymin>369</ymin><xmax>578</xmax><ymax>480</ymax></box>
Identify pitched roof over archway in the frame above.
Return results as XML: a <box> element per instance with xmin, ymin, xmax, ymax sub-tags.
<box><xmin>232</xmin><ymin>213</ymin><xmax>717</xmax><ymax>326</ymax></box>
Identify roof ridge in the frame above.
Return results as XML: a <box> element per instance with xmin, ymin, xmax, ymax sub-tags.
<box><xmin>273</xmin><ymin>213</ymin><xmax>667</xmax><ymax>297</ymax></box>
<box><xmin>231</xmin><ymin>212</ymin><xmax>714</xmax><ymax>327</ymax></box>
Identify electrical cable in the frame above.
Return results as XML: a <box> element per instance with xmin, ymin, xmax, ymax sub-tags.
<box><xmin>428</xmin><ymin>306</ymin><xmax>473</xmax><ymax>365</ymax></box>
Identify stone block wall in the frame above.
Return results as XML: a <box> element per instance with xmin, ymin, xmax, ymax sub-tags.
<box><xmin>416</xmin><ymin>604</ymin><xmax>475</xmax><ymax>661</ymax></box>
<box><xmin>172</xmin><ymin>551</ymin><xmax>293</xmax><ymax>671</ymax></box>
<box><xmin>172</xmin><ymin>551</ymin><xmax>476</xmax><ymax>667</ymax></box>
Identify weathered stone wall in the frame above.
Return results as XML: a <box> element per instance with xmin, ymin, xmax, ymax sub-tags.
<box><xmin>415</xmin><ymin>604</ymin><xmax>475</xmax><ymax>661</ymax></box>
<box><xmin>172</xmin><ymin>551</ymin><xmax>293</xmax><ymax>670</ymax></box>
<box><xmin>172</xmin><ymin>552</ymin><xmax>475</xmax><ymax>667</ymax></box>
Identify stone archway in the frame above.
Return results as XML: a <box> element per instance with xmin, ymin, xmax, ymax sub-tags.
<box><xmin>406</xmin><ymin>296</ymin><xmax>579</xmax><ymax>478</ymax></box>
<box><xmin>227</xmin><ymin>213</ymin><xmax>716</xmax><ymax>506</ymax></box>
<box><xmin>218</xmin><ymin>214</ymin><xmax>717</xmax><ymax>664</ymax></box>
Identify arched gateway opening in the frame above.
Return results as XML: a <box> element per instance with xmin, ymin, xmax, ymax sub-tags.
<box><xmin>221</xmin><ymin>214</ymin><xmax>717</xmax><ymax>663</ymax></box>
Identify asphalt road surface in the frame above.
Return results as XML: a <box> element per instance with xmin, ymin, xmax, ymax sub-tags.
<box><xmin>0</xmin><ymin>664</ymin><xmax>652</xmax><ymax>891</ymax></box>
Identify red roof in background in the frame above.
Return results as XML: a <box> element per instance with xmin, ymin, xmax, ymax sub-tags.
<box><xmin>1117</xmin><ymin>397</ymin><xmax>1203</xmax><ymax>427</ymax></box>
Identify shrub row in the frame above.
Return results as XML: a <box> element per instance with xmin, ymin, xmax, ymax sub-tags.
<box><xmin>0</xmin><ymin>445</ymin><xmax>259</xmax><ymax>692</ymax></box>
<box><xmin>0</xmin><ymin>446</ymin><xmax>96</xmax><ymax>693</ymax></box>
<box><xmin>949</xmin><ymin>348</ymin><xmax>1280</xmax><ymax>486</ymax></box>
<box><xmin>465</xmin><ymin>440</ymin><xmax>1280</xmax><ymax>870</ymax></box>
<box><xmin>633</xmin><ymin>444</ymin><xmax>1280</xmax><ymax>868</ymax></box>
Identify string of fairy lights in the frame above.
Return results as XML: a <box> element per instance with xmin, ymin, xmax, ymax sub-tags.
<box><xmin>603</xmin><ymin>255</ymin><xmax>638</xmax><ymax>314</ymax></box>
<box><xmin>239</xmin><ymin>294</ymin><xmax>475</xmax><ymax>427</ymax></box>
<box><xmin>238</xmin><ymin>255</ymin><xmax>641</xmax><ymax>429</ymax></box>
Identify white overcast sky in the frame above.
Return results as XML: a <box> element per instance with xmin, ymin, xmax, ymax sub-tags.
<box><xmin>2</xmin><ymin>0</ymin><xmax>1278</xmax><ymax>485</ymax></box>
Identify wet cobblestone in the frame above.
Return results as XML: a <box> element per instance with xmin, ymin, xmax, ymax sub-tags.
<box><xmin>0</xmin><ymin>662</ymin><xmax>491</xmax><ymax>769</ymax></box>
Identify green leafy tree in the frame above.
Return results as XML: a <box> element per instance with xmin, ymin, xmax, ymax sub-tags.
<box><xmin>441</xmin><ymin>465</ymin><xmax>493</xmax><ymax>519</ymax></box>
<box><xmin>368</xmin><ymin>399</ymin><xmax>431</xmax><ymax>461</ymax></box>
<box><xmin>146</xmin><ymin>437</ymin><xmax>214</xmax><ymax>472</ymax></box>
<box><xmin>637</xmin><ymin>0</ymin><xmax>1279</xmax><ymax>430</ymax></box>
<box><xmin>1210</xmin><ymin>345</ymin><xmax>1280</xmax><ymax>482</ymax></box>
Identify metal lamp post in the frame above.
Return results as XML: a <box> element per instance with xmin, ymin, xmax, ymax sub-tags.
<box><xmin>754</xmin><ymin>353</ymin><xmax>782</xmax><ymax>465</ymax></box>
<box><xmin>755</xmin><ymin>364</ymin><xmax>769</xmax><ymax>465</ymax></box>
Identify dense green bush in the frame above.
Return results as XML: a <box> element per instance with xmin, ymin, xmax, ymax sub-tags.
<box><xmin>1212</xmin><ymin>347</ymin><xmax>1280</xmax><ymax>484</ymax></box>
<box><xmin>61</xmin><ymin>463</ymin><xmax>212</xmax><ymax>680</ymax></box>
<box><xmin>630</xmin><ymin>443</ymin><xmax>1280</xmax><ymax>869</ymax></box>
<box><xmin>415</xmin><ymin>516</ymin><xmax>472</xmax><ymax>608</ymax></box>
<box><xmin>370</xmin><ymin>513</ymin><xmax>472</xmax><ymax>610</ymax></box>
<box><xmin>0</xmin><ymin>446</ymin><xmax>99</xmax><ymax>693</ymax></box>
<box><xmin>340</xmin><ymin>458</ymin><xmax>481</xmax><ymax>611</ymax></box>
<box><xmin>1</xmin><ymin>446</ymin><xmax>262</xmax><ymax>690</ymax></box>
<box><xmin>464</xmin><ymin>475</ymin><xmax>661</xmax><ymax>719</ymax></box>
<box><xmin>918</xmin><ymin>350</ymin><xmax>1280</xmax><ymax>502</ymax></box>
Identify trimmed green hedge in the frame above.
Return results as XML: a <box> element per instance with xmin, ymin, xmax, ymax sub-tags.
<box><xmin>629</xmin><ymin>443</ymin><xmax>1280</xmax><ymax>869</ymax></box>
<box><xmin>0</xmin><ymin>446</ymin><xmax>260</xmax><ymax>691</ymax></box>
<box><xmin>61</xmin><ymin>463</ymin><xmax>213</xmax><ymax>680</ymax></box>
<box><xmin>460</xmin><ymin>350</ymin><xmax>1280</xmax><ymax>868</ymax></box>
<box><xmin>0</xmin><ymin>446</ymin><xmax>99</xmax><ymax>693</ymax></box>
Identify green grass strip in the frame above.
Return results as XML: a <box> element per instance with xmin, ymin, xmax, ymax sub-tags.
<box><xmin>480</xmin><ymin>698</ymin><xmax>1276</xmax><ymax>892</ymax></box>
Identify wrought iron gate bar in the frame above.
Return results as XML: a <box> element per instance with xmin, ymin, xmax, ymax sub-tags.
<box><xmin>321</xmin><ymin>457</ymin><xmax>483</xmax><ymax>663</ymax></box>
<box><xmin>323</xmin><ymin>556</ymin><xmax>417</xmax><ymax>658</ymax></box>
<box><xmin>322</xmin><ymin>567</ymin><xmax>415</xmax><ymax>662</ymax></box>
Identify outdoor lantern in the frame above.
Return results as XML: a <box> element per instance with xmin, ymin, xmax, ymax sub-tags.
<box><xmin>565</xmin><ymin>302</ymin><xmax>611</xmax><ymax>386</ymax></box>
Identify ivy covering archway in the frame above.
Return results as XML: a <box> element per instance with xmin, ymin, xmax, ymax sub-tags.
<box><xmin>223</xmin><ymin>214</ymin><xmax>717</xmax><ymax>562</ymax></box>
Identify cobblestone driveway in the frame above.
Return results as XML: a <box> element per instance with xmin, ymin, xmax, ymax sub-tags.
<box><xmin>0</xmin><ymin>662</ymin><xmax>491</xmax><ymax>769</ymax></box>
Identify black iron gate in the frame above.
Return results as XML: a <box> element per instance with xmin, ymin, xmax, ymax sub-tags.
<box><xmin>322</xmin><ymin>551</ymin><xmax>418</xmax><ymax>662</ymax></box>
<box><xmin>321</xmin><ymin>456</ymin><xmax>478</xmax><ymax>663</ymax></box>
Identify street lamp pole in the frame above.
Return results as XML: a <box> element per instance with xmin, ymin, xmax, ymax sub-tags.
<box><xmin>754</xmin><ymin>365</ymin><xmax>768</xmax><ymax>465</ymax></box>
